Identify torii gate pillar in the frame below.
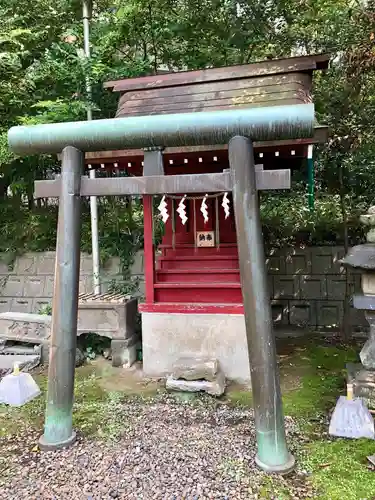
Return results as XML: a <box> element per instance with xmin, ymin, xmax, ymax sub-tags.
<box><xmin>229</xmin><ymin>136</ymin><xmax>295</xmax><ymax>473</ymax></box>
<box><xmin>39</xmin><ymin>146</ymin><xmax>83</xmax><ymax>451</ymax></box>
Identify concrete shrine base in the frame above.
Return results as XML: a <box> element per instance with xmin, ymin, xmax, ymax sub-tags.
<box><xmin>141</xmin><ymin>311</ymin><xmax>251</xmax><ymax>383</ymax></box>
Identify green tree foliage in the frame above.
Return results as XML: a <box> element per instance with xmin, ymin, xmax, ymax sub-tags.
<box><xmin>0</xmin><ymin>0</ymin><xmax>374</xmax><ymax>252</ymax></box>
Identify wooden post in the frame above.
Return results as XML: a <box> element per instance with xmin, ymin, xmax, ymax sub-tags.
<box><xmin>229</xmin><ymin>136</ymin><xmax>295</xmax><ymax>474</ymax></box>
<box><xmin>143</xmin><ymin>195</ymin><xmax>155</xmax><ymax>303</ymax></box>
<box><xmin>142</xmin><ymin>148</ymin><xmax>164</xmax><ymax>303</ymax></box>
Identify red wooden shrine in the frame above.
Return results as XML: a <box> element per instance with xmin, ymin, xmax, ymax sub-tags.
<box><xmin>85</xmin><ymin>54</ymin><xmax>330</xmax><ymax>316</ymax></box>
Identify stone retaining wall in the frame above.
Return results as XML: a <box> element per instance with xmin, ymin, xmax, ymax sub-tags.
<box><xmin>267</xmin><ymin>246</ymin><xmax>364</xmax><ymax>329</ymax></box>
<box><xmin>0</xmin><ymin>252</ymin><xmax>144</xmax><ymax>314</ymax></box>
<box><xmin>0</xmin><ymin>247</ymin><xmax>365</xmax><ymax>328</ymax></box>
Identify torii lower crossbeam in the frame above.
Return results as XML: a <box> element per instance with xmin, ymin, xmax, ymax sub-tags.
<box><xmin>34</xmin><ymin>170</ymin><xmax>290</xmax><ymax>198</ymax></box>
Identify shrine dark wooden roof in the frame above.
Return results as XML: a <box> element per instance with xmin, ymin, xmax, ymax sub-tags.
<box><xmin>105</xmin><ymin>54</ymin><xmax>329</xmax><ymax>118</ymax></box>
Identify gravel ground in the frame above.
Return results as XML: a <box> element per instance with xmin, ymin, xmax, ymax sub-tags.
<box><xmin>0</xmin><ymin>396</ymin><xmax>312</xmax><ymax>499</ymax></box>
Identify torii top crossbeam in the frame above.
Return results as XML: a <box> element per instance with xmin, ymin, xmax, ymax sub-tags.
<box><xmin>8</xmin><ymin>103</ymin><xmax>314</xmax><ymax>155</ymax></box>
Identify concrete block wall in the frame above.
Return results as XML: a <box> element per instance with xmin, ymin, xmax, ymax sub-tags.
<box><xmin>267</xmin><ymin>246</ymin><xmax>365</xmax><ymax>329</ymax></box>
<box><xmin>0</xmin><ymin>252</ymin><xmax>145</xmax><ymax>314</ymax></box>
<box><xmin>0</xmin><ymin>246</ymin><xmax>365</xmax><ymax>329</ymax></box>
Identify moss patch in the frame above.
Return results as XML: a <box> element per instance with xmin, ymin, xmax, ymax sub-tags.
<box><xmin>0</xmin><ymin>362</ymin><xmax>154</xmax><ymax>440</ymax></box>
<box><xmin>226</xmin><ymin>383</ymin><xmax>253</xmax><ymax>407</ymax></box>
<box><xmin>302</xmin><ymin>438</ymin><xmax>375</xmax><ymax>500</ymax></box>
<box><xmin>281</xmin><ymin>343</ymin><xmax>358</xmax><ymax>418</ymax></box>
<box><xmin>280</xmin><ymin>339</ymin><xmax>375</xmax><ymax>500</ymax></box>
<box><xmin>223</xmin><ymin>337</ymin><xmax>374</xmax><ymax>499</ymax></box>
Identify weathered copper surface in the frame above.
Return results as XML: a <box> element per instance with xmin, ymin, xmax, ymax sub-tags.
<box><xmin>8</xmin><ymin>104</ymin><xmax>314</xmax><ymax>155</ymax></box>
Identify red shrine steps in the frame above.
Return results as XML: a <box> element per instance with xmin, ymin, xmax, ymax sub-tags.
<box><xmin>154</xmin><ymin>243</ymin><xmax>242</xmax><ymax>305</ymax></box>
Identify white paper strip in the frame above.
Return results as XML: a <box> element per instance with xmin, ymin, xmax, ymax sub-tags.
<box><xmin>157</xmin><ymin>195</ymin><xmax>169</xmax><ymax>223</ymax></box>
<box><xmin>200</xmin><ymin>194</ymin><xmax>209</xmax><ymax>223</ymax></box>
<box><xmin>222</xmin><ymin>192</ymin><xmax>230</xmax><ymax>219</ymax></box>
<box><xmin>177</xmin><ymin>195</ymin><xmax>188</xmax><ymax>225</ymax></box>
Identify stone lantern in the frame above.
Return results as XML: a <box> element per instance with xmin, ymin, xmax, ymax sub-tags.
<box><xmin>341</xmin><ymin>206</ymin><xmax>375</xmax><ymax>405</ymax></box>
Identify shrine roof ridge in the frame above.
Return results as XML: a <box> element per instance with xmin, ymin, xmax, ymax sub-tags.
<box><xmin>104</xmin><ymin>53</ymin><xmax>330</xmax><ymax>93</ymax></box>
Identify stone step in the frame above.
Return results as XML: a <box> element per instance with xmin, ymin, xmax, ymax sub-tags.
<box><xmin>0</xmin><ymin>352</ymin><xmax>41</xmax><ymax>377</ymax></box>
<box><xmin>0</xmin><ymin>345</ymin><xmax>38</xmax><ymax>355</ymax></box>
<box><xmin>166</xmin><ymin>373</ymin><xmax>226</xmax><ymax>396</ymax></box>
<box><xmin>166</xmin><ymin>358</ymin><xmax>226</xmax><ymax>396</ymax></box>
<box><xmin>156</xmin><ymin>268</ymin><xmax>240</xmax><ymax>283</ymax></box>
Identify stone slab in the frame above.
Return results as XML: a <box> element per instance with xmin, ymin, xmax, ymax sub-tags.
<box><xmin>266</xmin><ymin>253</ymin><xmax>286</xmax><ymax>275</ymax></box>
<box><xmin>102</xmin><ymin>257</ymin><xmax>121</xmax><ymax>275</ymax></box>
<box><xmin>172</xmin><ymin>358</ymin><xmax>219</xmax><ymax>381</ymax></box>
<box><xmin>131</xmin><ymin>251</ymin><xmax>144</xmax><ymax>275</ymax></box>
<box><xmin>166</xmin><ymin>370</ymin><xmax>226</xmax><ymax>396</ymax></box>
<box><xmin>79</xmin><ymin>277</ymin><xmax>91</xmax><ymax>295</ymax></box>
<box><xmin>32</xmin><ymin>298</ymin><xmax>51</xmax><ymax>314</ymax></box>
<box><xmin>326</xmin><ymin>275</ymin><xmax>347</xmax><ymax>300</ymax></box>
<box><xmin>80</xmin><ymin>255</ymin><xmax>94</xmax><ymax>275</ymax></box>
<box><xmin>0</xmin><ymin>298</ymin><xmax>12</xmax><ymax>313</ymax></box>
<box><xmin>311</xmin><ymin>246</ymin><xmax>340</xmax><ymax>274</ymax></box>
<box><xmin>0</xmin><ymin>312</ymin><xmax>51</xmax><ymax>343</ymax></box>
<box><xmin>0</xmin><ymin>353</ymin><xmax>41</xmax><ymax>377</ymax></box>
<box><xmin>289</xmin><ymin>300</ymin><xmax>315</xmax><ymax>327</ymax></box>
<box><xmin>316</xmin><ymin>300</ymin><xmax>343</xmax><ymax>328</ymax></box>
<box><xmin>43</xmin><ymin>276</ymin><xmax>55</xmax><ymax>297</ymax></box>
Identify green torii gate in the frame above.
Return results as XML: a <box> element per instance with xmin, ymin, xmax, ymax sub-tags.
<box><xmin>8</xmin><ymin>103</ymin><xmax>315</xmax><ymax>474</ymax></box>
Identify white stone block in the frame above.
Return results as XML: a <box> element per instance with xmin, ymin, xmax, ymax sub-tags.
<box><xmin>142</xmin><ymin>312</ymin><xmax>251</xmax><ymax>383</ymax></box>
<box><xmin>362</xmin><ymin>274</ymin><xmax>375</xmax><ymax>295</ymax></box>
